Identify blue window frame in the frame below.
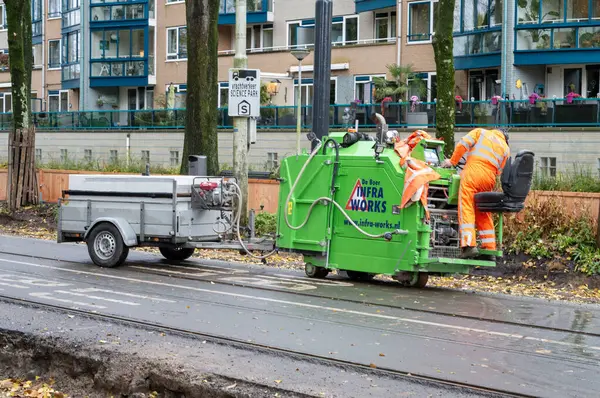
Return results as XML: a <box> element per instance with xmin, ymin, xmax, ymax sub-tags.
<box><xmin>288</xmin><ymin>15</ymin><xmax>359</xmax><ymax>48</ymax></box>
<box><xmin>32</xmin><ymin>0</ymin><xmax>43</xmax><ymax>40</ymax></box>
<box><xmin>49</xmin><ymin>0</ymin><xmax>62</xmax><ymax>19</ymax></box>
<box><xmin>517</xmin><ymin>0</ymin><xmax>600</xmax><ymax>25</ymax></box>
<box><xmin>455</xmin><ymin>0</ymin><xmax>503</xmax><ymax>33</ymax></box>
<box><xmin>90</xmin><ymin>1</ymin><xmax>148</xmax><ymax>23</ymax></box>
<box><xmin>62</xmin><ymin>0</ymin><xmax>81</xmax><ymax>29</ymax></box>
<box><xmin>61</xmin><ymin>30</ymin><xmax>80</xmax><ymax>81</ymax></box>
<box><xmin>408</xmin><ymin>1</ymin><xmax>437</xmax><ymax>43</ymax></box>
<box><xmin>48</xmin><ymin>39</ymin><xmax>61</xmax><ymax>69</ymax></box>
<box><xmin>90</xmin><ymin>28</ymin><xmax>148</xmax><ymax>78</ymax></box>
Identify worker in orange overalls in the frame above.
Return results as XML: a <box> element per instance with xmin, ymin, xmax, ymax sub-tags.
<box><xmin>441</xmin><ymin>128</ymin><xmax>509</xmax><ymax>259</ymax></box>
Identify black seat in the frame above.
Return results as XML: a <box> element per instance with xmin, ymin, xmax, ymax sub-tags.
<box><xmin>474</xmin><ymin>150</ymin><xmax>535</xmax><ymax>213</ymax></box>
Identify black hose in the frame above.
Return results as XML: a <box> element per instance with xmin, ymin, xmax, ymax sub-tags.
<box><xmin>322</xmin><ymin>138</ymin><xmax>340</xmax><ymax>196</ymax></box>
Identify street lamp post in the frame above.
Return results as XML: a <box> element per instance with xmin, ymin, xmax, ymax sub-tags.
<box><xmin>291</xmin><ymin>48</ymin><xmax>311</xmax><ymax>156</ymax></box>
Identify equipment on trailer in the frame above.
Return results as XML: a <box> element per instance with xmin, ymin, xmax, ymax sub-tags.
<box><xmin>56</xmin><ymin>116</ymin><xmax>534</xmax><ymax>288</ymax></box>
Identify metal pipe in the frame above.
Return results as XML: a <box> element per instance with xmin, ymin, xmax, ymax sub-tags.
<box><xmin>396</xmin><ymin>0</ymin><xmax>402</xmax><ymax>66</ymax></box>
<box><xmin>296</xmin><ymin>58</ymin><xmax>302</xmax><ymax>156</ymax></box>
<box><xmin>311</xmin><ymin>0</ymin><xmax>333</xmax><ymax>147</ymax></box>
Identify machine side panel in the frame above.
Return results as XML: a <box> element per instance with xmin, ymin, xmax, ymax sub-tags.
<box><xmin>276</xmin><ymin>154</ymin><xmax>334</xmax><ymax>253</ymax></box>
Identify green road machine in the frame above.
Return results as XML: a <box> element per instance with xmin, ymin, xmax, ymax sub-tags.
<box><xmin>275</xmin><ymin>115</ymin><xmax>534</xmax><ymax>288</ymax></box>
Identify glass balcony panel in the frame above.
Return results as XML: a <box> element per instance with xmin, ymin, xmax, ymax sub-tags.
<box><xmin>91</xmin><ymin>31</ymin><xmax>104</xmax><ymax>58</ymax></box>
<box><xmin>476</xmin><ymin>0</ymin><xmax>488</xmax><ymax>28</ymax></box>
<box><xmin>132</xmin><ymin>29</ymin><xmax>145</xmax><ymax>57</ymax></box>
<box><xmin>516</xmin><ymin>29</ymin><xmax>551</xmax><ymax>50</ymax></box>
<box><xmin>594</xmin><ymin>1</ymin><xmax>600</xmax><ymax>19</ymax></box>
<box><xmin>454</xmin><ymin>35</ymin><xmax>468</xmax><ymax>56</ymax></box>
<box><xmin>518</xmin><ymin>0</ymin><xmax>539</xmax><ymax>24</ymax></box>
<box><xmin>483</xmin><ymin>30</ymin><xmax>501</xmax><ymax>52</ymax></box>
<box><xmin>542</xmin><ymin>0</ymin><xmax>564</xmax><ymax>23</ymax></box>
<box><xmin>112</xmin><ymin>6</ymin><xmax>125</xmax><ymax>20</ymax></box>
<box><xmin>491</xmin><ymin>0</ymin><xmax>503</xmax><ymax>26</ymax></box>
<box><xmin>126</xmin><ymin>61</ymin><xmax>145</xmax><ymax>76</ymax></box>
<box><xmin>553</xmin><ymin>27</ymin><xmax>577</xmax><ymax>49</ymax></box>
<box><xmin>567</xmin><ymin>0</ymin><xmax>589</xmax><ymax>22</ymax></box>
<box><xmin>579</xmin><ymin>26</ymin><xmax>600</xmax><ymax>48</ymax></box>
<box><xmin>464</xmin><ymin>0</ymin><xmax>475</xmax><ymax>30</ymax></box>
<box><xmin>118</xmin><ymin>30</ymin><xmax>130</xmax><ymax>57</ymax></box>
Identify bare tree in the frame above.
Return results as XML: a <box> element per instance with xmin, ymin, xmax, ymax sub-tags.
<box><xmin>432</xmin><ymin>0</ymin><xmax>456</xmax><ymax>155</ymax></box>
<box><xmin>5</xmin><ymin>0</ymin><xmax>38</xmax><ymax>210</ymax></box>
<box><xmin>180</xmin><ymin>0</ymin><xmax>220</xmax><ymax>175</ymax></box>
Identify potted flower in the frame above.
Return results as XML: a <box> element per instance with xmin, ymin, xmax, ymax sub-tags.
<box><xmin>97</xmin><ymin>98</ymin><xmax>104</xmax><ymax>107</ymax></box>
<box><xmin>455</xmin><ymin>95</ymin><xmax>463</xmax><ymax>111</ymax></box>
<box><xmin>406</xmin><ymin>95</ymin><xmax>428</xmax><ymax>127</ymax></box>
<box><xmin>380</xmin><ymin>96</ymin><xmax>393</xmax><ymax>115</ymax></box>
<box><xmin>491</xmin><ymin>95</ymin><xmax>502</xmax><ymax>106</ymax></box>
<box><xmin>566</xmin><ymin>92</ymin><xmax>580</xmax><ymax>104</ymax></box>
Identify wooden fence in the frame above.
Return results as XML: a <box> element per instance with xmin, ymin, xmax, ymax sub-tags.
<box><xmin>1</xmin><ymin>169</ymin><xmax>599</xmax><ymax>233</ymax></box>
<box><xmin>0</xmin><ymin>169</ymin><xmax>280</xmax><ymax>213</ymax></box>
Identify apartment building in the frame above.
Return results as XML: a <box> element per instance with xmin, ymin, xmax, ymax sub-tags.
<box><xmin>0</xmin><ymin>0</ymin><xmax>598</xmax><ymax>114</ymax></box>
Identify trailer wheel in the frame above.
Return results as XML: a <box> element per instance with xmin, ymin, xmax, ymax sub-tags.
<box><xmin>87</xmin><ymin>223</ymin><xmax>129</xmax><ymax>268</ymax></box>
<box><xmin>403</xmin><ymin>272</ymin><xmax>429</xmax><ymax>288</ymax></box>
<box><xmin>305</xmin><ymin>263</ymin><xmax>329</xmax><ymax>278</ymax></box>
<box><xmin>159</xmin><ymin>247</ymin><xmax>195</xmax><ymax>261</ymax></box>
<box><xmin>346</xmin><ymin>270</ymin><xmax>375</xmax><ymax>282</ymax></box>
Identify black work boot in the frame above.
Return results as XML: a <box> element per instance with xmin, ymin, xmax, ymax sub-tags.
<box><xmin>460</xmin><ymin>247</ymin><xmax>479</xmax><ymax>259</ymax></box>
<box><xmin>478</xmin><ymin>254</ymin><xmax>497</xmax><ymax>262</ymax></box>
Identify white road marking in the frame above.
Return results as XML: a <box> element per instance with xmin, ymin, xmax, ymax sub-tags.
<box><xmin>2</xmin><ymin>258</ymin><xmax>600</xmax><ymax>353</ymax></box>
<box><xmin>0</xmin><ymin>274</ymin><xmax>71</xmax><ymax>288</ymax></box>
<box><xmin>219</xmin><ymin>276</ymin><xmax>318</xmax><ymax>291</ymax></box>
<box><xmin>29</xmin><ymin>292</ymin><xmax>107</xmax><ymax>309</ymax></box>
<box><xmin>54</xmin><ymin>290</ymin><xmax>141</xmax><ymax>306</ymax></box>
<box><xmin>0</xmin><ymin>282</ymin><xmax>30</xmax><ymax>289</ymax></box>
<box><xmin>71</xmin><ymin>288</ymin><xmax>176</xmax><ymax>303</ymax></box>
<box><xmin>130</xmin><ymin>266</ymin><xmax>224</xmax><ymax>278</ymax></box>
<box><xmin>161</xmin><ymin>263</ymin><xmax>249</xmax><ymax>274</ymax></box>
<box><xmin>263</xmin><ymin>274</ymin><xmax>354</xmax><ymax>287</ymax></box>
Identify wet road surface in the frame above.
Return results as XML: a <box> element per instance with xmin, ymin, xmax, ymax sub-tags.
<box><xmin>0</xmin><ymin>235</ymin><xmax>599</xmax><ymax>397</ymax></box>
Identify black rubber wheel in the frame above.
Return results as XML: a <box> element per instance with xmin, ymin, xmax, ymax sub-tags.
<box><xmin>402</xmin><ymin>272</ymin><xmax>429</xmax><ymax>288</ymax></box>
<box><xmin>87</xmin><ymin>223</ymin><xmax>129</xmax><ymax>268</ymax></box>
<box><xmin>305</xmin><ymin>263</ymin><xmax>329</xmax><ymax>278</ymax></box>
<box><xmin>346</xmin><ymin>270</ymin><xmax>376</xmax><ymax>282</ymax></box>
<box><xmin>159</xmin><ymin>247</ymin><xmax>195</xmax><ymax>261</ymax></box>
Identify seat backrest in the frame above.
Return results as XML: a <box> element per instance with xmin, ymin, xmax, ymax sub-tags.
<box><xmin>501</xmin><ymin>150</ymin><xmax>535</xmax><ymax>200</ymax></box>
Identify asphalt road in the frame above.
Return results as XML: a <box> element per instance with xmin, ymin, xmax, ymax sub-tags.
<box><xmin>0</xmin><ymin>235</ymin><xmax>599</xmax><ymax>398</ymax></box>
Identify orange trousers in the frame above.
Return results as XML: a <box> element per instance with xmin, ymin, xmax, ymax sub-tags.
<box><xmin>458</xmin><ymin>164</ymin><xmax>496</xmax><ymax>250</ymax></box>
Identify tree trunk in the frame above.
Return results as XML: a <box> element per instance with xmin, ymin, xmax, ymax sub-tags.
<box><xmin>6</xmin><ymin>0</ymin><xmax>38</xmax><ymax>211</ymax></box>
<box><xmin>432</xmin><ymin>0</ymin><xmax>456</xmax><ymax>156</ymax></box>
<box><xmin>180</xmin><ymin>0</ymin><xmax>220</xmax><ymax>175</ymax></box>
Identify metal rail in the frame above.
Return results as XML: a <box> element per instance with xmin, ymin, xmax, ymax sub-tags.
<box><xmin>0</xmin><ymin>249</ymin><xmax>597</xmax><ymax>339</ymax></box>
<box><xmin>0</xmin><ymin>294</ymin><xmax>534</xmax><ymax>398</ymax></box>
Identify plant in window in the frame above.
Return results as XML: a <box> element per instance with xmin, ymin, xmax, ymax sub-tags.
<box><xmin>0</xmin><ymin>53</ymin><xmax>8</xmax><ymax>71</ymax></box>
<box><xmin>518</xmin><ymin>0</ymin><xmax>557</xmax><ymax>48</ymax></box>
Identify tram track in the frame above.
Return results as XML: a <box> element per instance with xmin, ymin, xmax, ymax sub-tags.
<box><xmin>0</xmin><ymin>248</ymin><xmax>598</xmax><ymax>339</ymax></box>
<box><xmin>0</xmin><ymin>293</ymin><xmax>536</xmax><ymax>398</ymax></box>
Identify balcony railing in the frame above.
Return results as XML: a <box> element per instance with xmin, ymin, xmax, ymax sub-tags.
<box><xmin>0</xmin><ymin>98</ymin><xmax>599</xmax><ymax>131</ymax></box>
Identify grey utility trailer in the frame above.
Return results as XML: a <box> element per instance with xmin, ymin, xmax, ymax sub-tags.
<box><xmin>57</xmin><ymin>174</ymin><xmax>274</xmax><ymax>267</ymax></box>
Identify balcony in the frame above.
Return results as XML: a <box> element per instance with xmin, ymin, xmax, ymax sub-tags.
<box><xmin>514</xmin><ymin>0</ymin><xmax>600</xmax><ymax>65</ymax></box>
<box><xmin>354</xmin><ymin>0</ymin><xmax>395</xmax><ymax>14</ymax></box>
<box><xmin>90</xmin><ymin>0</ymin><xmax>149</xmax><ymax>28</ymax></box>
<box><xmin>218</xmin><ymin>0</ymin><xmax>273</xmax><ymax>25</ymax></box>
<box><xmin>89</xmin><ymin>27</ymin><xmax>151</xmax><ymax>87</ymax></box>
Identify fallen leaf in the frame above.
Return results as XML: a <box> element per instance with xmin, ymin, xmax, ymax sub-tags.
<box><xmin>535</xmin><ymin>349</ymin><xmax>552</xmax><ymax>354</ymax></box>
<box><xmin>379</xmin><ymin>353</ymin><xmax>385</xmax><ymax>357</ymax></box>
<box><xmin>274</xmin><ymin>380</ymin><xmax>282</xmax><ymax>384</ymax></box>
<box><xmin>369</xmin><ymin>363</ymin><xmax>377</xmax><ymax>368</ymax></box>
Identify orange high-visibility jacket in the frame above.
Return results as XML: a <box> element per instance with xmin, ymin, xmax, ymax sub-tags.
<box><xmin>449</xmin><ymin>128</ymin><xmax>509</xmax><ymax>174</ymax></box>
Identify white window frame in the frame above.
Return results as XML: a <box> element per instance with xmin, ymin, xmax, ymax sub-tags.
<box><xmin>287</xmin><ymin>15</ymin><xmax>359</xmax><ymax>49</ymax></box>
<box><xmin>407</xmin><ymin>71</ymin><xmax>437</xmax><ymax>102</ymax></box>
<box><xmin>35</xmin><ymin>148</ymin><xmax>42</xmax><ymax>163</ymax></box>
<box><xmin>218</xmin><ymin>82</ymin><xmax>229</xmax><ymax>108</ymax></box>
<box><xmin>48</xmin><ymin>39</ymin><xmax>62</xmax><ymax>70</ymax></box>
<box><xmin>293</xmin><ymin>77</ymin><xmax>338</xmax><ymax>105</ymax></box>
<box><xmin>407</xmin><ymin>0</ymin><xmax>438</xmax><ymax>45</ymax></box>
<box><xmin>374</xmin><ymin>11</ymin><xmax>397</xmax><ymax>43</ymax></box>
<box><xmin>0</xmin><ymin>4</ymin><xmax>6</xmax><ymax>31</ymax></box>
<box><xmin>170</xmin><ymin>150</ymin><xmax>180</xmax><ymax>167</ymax></box>
<box><xmin>84</xmin><ymin>149</ymin><xmax>93</xmax><ymax>162</ymax></box>
<box><xmin>166</xmin><ymin>26</ymin><xmax>187</xmax><ymax>61</ymax></box>
<box><xmin>247</xmin><ymin>24</ymin><xmax>274</xmax><ymax>52</ymax></box>
<box><xmin>48</xmin><ymin>90</ymin><xmax>69</xmax><ymax>112</ymax></box>
<box><xmin>109</xmin><ymin>150</ymin><xmax>118</xmax><ymax>164</ymax></box>
<box><xmin>540</xmin><ymin>157</ymin><xmax>557</xmax><ymax>177</ymax></box>
<box><xmin>60</xmin><ymin>149</ymin><xmax>68</xmax><ymax>163</ymax></box>
<box><xmin>0</xmin><ymin>92</ymin><xmax>13</xmax><ymax>113</ymax></box>
<box><xmin>165</xmin><ymin>0</ymin><xmax>185</xmax><ymax>5</ymax></box>
<box><xmin>332</xmin><ymin>15</ymin><xmax>359</xmax><ymax>46</ymax></box>
<box><xmin>353</xmin><ymin>74</ymin><xmax>386</xmax><ymax>104</ymax></box>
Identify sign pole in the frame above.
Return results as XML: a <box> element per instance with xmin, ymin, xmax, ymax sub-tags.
<box><xmin>233</xmin><ymin>0</ymin><xmax>249</xmax><ymax>224</ymax></box>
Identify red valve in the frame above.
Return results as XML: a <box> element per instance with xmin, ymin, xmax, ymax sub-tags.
<box><xmin>199</xmin><ymin>182</ymin><xmax>218</xmax><ymax>191</ymax></box>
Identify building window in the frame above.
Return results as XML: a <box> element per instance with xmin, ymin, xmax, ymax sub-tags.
<box><xmin>35</xmin><ymin>149</ymin><xmax>42</xmax><ymax>163</ymax></box>
<box><xmin>408</xmin><ymin>1</ymin><xmax>438</xmax><ymax>43</ymax></box>
<box><xmin>375</xmin><ymin>11</ymin><xmax>396</xmax><ymax>42</ymax></box>
<box><xmin>62</xmin><ymin>0</ymin><xmax>81</xmax><ymax>28</ymax></box>
<box><xmin>49</xmin><ymin>0</ymin><xmax>62</xmax><ymax>18</ymax></box>
<box><xmin>170</xmin><ymin>151</ymin><xmax>179</xmax><ymax>167</ymax></box>
<box><xmin>167</xmin><ymin>0</ymin><xmax>184</xmax><ymax>4</ymax></box>
<box><xmin>84</xmin><ymin>149</ymin><xmax>92</xmax><ymax>162</ymax></box>
<box><xmin>294</xmin><ymin>78</ymin><xmax>337</xmax><ymax>106</ymax></box>
<box><xmin>167</xmin><ymin>26</ymin><xmax>187</xmax><ymax>60</ymax></box>
<box><xmin>90</xmin><ymin>3</ymin><xmax>146</xmax><ymax>22</ymax></box>
<box><xmin>247</xmin><ymin>24</ymin><xmax>274</xmax><ymax>51</ymax></box>
<box><xmin>48</xmin><ymin>40</ymin><xmax>61</xmax><ymax>69</ymax></box>
<box><xmin>218</xmin><ymin>83</ymin><xmax>229</xmax><ymax>107</ymax></box>
<box><xmin>60</xmin><ymin>149</ymin><xmax>68</xmax><ymax>163</ymax></box>
<box><xmin>48</xmin><ymin>91</ymin><xmax>69</xmax><ymax>112</ymax></box>
<box><xmin>141</xmin><ymin>150</ymin><xmax>150</xmax><ymax>164</ymax></box>
<box><xmin>408</xmin><ymin>72</ymin><xmax>437</xmax><ymax>102</ymax></box>
<box><xmin>166</xmin><ymin>84</ymin><xmax>187</xmax><ymax>108</ymax></box>
<box><xmin>0</xmin><ymin>92</ymin><xmax>12</xmax><ymax>113</ymax></box>
<box><xmin>90</xmin><ymin>29</ymin><xmax>146</xmax><ymax>77</ymax></box>
<box><xmin>0</xmin><ymin>4</ymin><xmax>6</xmax><ymax>30</ymax></box>
<box><xmin>288</xmin><ymin>15</ymin><xmax>359</xmax><ymax>48</ymax></box>
<box><xmin>267</xmin><ymin>152</ymin><xmax>278</xmax><ymax>170</ymax></box>
<box><xmin>540</xmin><ymin>157</ymin><xmax>557</xmax><ymax>177</ymax></box>
<box><xmin>354</xmin><ymin>75</ymin><xmax>386</xmax><ymax>104</ymax></box>
<box><xmin>109</xmin><ymin>150</ymin><xmax>118</xmax><ymax>164</ymax></box>
<box><xmin>62</xmin><ymin>30</ymin><xmax>80</xmax><ymax>81</ymax></box>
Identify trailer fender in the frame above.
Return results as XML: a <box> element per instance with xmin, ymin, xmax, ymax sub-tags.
<box><xmin>84</xmin><ymin>218</ymin><xmax>138</xmax><ymax>247</ymax></box>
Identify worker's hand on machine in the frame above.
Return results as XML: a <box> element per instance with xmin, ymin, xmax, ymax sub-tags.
<box><xmin>441</xmin><ymin>159</ymin><xmax>453</xmax><ymax>168</ymax></box>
